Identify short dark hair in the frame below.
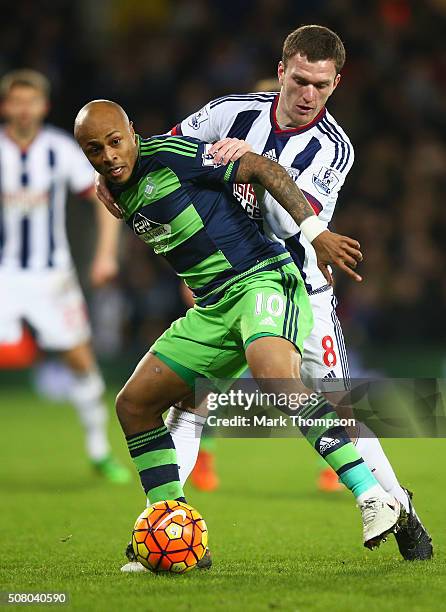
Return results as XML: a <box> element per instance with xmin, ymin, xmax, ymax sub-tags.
<box><xmin>282</xmin><ymin>25</ymin><xmax>346</xmax><ymax>74</ymax></box>
<box><xmin>0</xmin><ymin>69</ymin><xmax>50</xmax><ymax>99</ymax></box>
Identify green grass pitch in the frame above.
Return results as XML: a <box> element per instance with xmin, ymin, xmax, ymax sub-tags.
<box><xmin>1</xmin><ymin>388</ymin><xmax>445</xmax><ymax>611</ymax></box>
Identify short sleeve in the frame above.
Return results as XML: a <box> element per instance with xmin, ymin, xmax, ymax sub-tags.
<box><xmin>170</xmin><ymin>102</ymin><xmax>219</xmax><ymax>142</ymax></box>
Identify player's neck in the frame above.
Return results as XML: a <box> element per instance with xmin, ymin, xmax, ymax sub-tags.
<box><xmin>6</xmin><ymin>124</ymin><xmax>41</xmax><ymax>151</ymax></box>
<box><xmin>275</xmin><ymin>99</ymin><xmax>298</xmax><ymax>129</ymax></box>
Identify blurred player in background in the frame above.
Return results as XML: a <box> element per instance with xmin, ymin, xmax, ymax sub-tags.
<box><xmin>0</xmin><ymin>69</ymin><xmax>130</xmax><ymax>483</ymax></box>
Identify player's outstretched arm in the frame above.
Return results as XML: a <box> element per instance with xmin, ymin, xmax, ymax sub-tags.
<box><xmin>235</xmin><ymin>152</ymin><xmax>363</xmax><ymax>283</ymax></box>
<box><xmin>86</xmin><ymin>190</ymin><xmax>120</xmax><ymax>286</ymax></box>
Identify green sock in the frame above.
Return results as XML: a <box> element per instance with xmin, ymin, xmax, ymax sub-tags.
<box><xmin>299</xmin><ymin>396</ymin><xmax>378</xmax><ymax>498</ymax></box>
<box><xmin>126</xmin><ymin>425</ymin><xmax>186</xmax><ymax>504</ymax></box>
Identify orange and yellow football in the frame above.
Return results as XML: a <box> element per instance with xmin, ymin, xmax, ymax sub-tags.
<box><xmin>132</xmin><ymin>500</ymin><xmax>208</xmax><ymax>573</ymax></box>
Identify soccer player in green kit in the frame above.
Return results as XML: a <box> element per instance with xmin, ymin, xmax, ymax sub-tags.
<box><xmin>75</xmin><ymin>100</ymin><xmax>405</xmax><ymax>568</ymax></box>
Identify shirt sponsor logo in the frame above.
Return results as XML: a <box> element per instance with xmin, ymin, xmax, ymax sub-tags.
<box><xmin>188</xmin><ymin>106</ymin><xmax>209</xmax><ymax>130</ymax></box>
<box><xmin>3</xmin><ymin>189</ymin><xmax>49</xmax><ymax>211</ymax></box>
<box><xmin>233</xmin><ymin>183</ymin><xmax>262</xmax><ymax>219</ymax></box>
<box><xmin>312</xmin><ymin>166</ymin><xmax>339</xmax><ymax>195</ymax></box>
<box><xmin>132</xmin><ymin>212</ymin><xmax>171</xmax><ymax>254</ymax></box>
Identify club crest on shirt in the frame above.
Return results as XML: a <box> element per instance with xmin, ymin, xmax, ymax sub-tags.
<box><xmin>188</xmin><ymin>106</ymin><xmax>209</xmax><ymax>130</ymax></box>
<box><xmin>132</xmin><ymin>212</ymin><xmax>171</xmax><ymax>253</ymax></box>
<box><xmin>312</xmin><ymin>166</ymin><xmax>340</xmax><ymax>195</ymax></box>
<box><xmin>202</xmin><ymin>143</ymin><xmax>223</xmax><ymax>167</ymax></box>
<box><xmin>144</xmin><ymin>176</ymin><xmax>158</xmax><ymax>201</ymax></box>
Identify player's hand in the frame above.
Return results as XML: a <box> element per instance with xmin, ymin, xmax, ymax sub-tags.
<box><xmin>209</xmin><ymin>138</ymin><xmax>253</xmax><ymax>165</ymax></box>
<box><xmin>89</xmin><ymin>255</ymin><xmax>119</xmax><ymax>287</ymax></box>
<box><xmin>95</xmin><ymin>172</ymin><xmax>123</xmax><ymax>219</ymax></box>
<box><xmin>312</xmin><ymin>230</ymin><xmax>363</xmax><ymax>284</ymax></box>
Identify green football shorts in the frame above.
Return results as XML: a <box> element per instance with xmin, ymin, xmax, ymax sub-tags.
<box><xmin>151</xmin><ymin>262</ymin><xmax>313</xmax><ymax>386</ymax></box>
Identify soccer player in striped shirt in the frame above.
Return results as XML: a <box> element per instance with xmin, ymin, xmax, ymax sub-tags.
<box><xmin>168</xmin><ymin>25</ymin><xmax>433</xmax><ymax>561</ymax></box>
<box><xmin>0</xmin><ymin>70</ymin><xmax>130</xmax><ymax>483</ymax></box>
<box><xmin>76</xmin><ymin>99</ymin><xmax>408</xmax><ymax>569</ymax></box>
<box><xmin>96</xmin><ymin>24</ymin><xmax>432</xmax><ymax>561</ymax></box>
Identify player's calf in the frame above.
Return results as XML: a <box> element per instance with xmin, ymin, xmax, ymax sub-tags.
<box><xmin>115</xmin><ymin>352</ymin><xmax>193</xmax><ymax>506</ymax></box>
<box><xmin>247</xmin><ymin>336</ymin><xmax>403</xmax><ymax>549</ymax></box>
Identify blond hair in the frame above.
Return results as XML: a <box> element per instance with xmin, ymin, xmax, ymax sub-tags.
<box><xmin>0</xmin><ymin>69</ymin><xmax>50</xmax><ymax>99</ymax></box>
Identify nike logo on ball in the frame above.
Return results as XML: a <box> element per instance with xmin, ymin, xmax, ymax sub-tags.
<box><xmin>154</xmin><ymin>509</ymin><xmax>187</xmax><ymax>531</ymax></box>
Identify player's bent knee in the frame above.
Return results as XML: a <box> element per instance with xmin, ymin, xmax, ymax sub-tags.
<box><xmin>115</xmin><ymin>388</ymin><xmax>151</xmax><ymax>423</ymax></box>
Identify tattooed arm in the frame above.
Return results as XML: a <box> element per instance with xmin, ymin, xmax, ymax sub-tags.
<box><xmin>236</xmin><ymin>152</ymin><xmax>315</xmax><ymax>227</ymax></box>
<box><xmin>235</xmin><ymin>152</ymin><xmax>363</xmax><ymax>283</ymax></box>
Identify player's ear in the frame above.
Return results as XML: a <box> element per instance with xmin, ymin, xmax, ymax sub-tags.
<box><xmin>333</xmin><ymin>73</ymin><xmax>341</xmax><ymax>91</ymax></box>
<box><xmin>278</xmin><ymin>61</ymin><xmax>285</xmax><ymax>86</ymax></box>
<box><xmin>129</xmin><ymin>121</ymin><xmax>135</xmax><ymax>138</ymax></box>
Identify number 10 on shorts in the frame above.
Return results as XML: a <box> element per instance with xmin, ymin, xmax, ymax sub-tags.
<box><xmin>254</xmin><ymin>292</ymin><xmax>285</xmax><ymax>317</ymax></box>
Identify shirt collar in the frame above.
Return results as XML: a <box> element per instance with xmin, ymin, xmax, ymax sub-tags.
<box><xmin>270</xmin><ymin>94</ymin><xmax>326</xmax><ymax>135</ymax></box>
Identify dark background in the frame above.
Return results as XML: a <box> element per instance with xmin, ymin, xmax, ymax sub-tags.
<box><xmin>2</xmin><ymin>0</ymin><xmax>445</xmax><ymax>375</ymax></box>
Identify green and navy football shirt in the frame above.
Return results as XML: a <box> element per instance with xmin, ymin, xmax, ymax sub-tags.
<box><xmin>109</xmin><ymin>135</ymin><xmax>291</xmax><ymax>304</ymax></box>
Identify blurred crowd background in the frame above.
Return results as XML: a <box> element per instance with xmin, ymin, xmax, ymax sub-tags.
<box><xmin>1</xmin><ymin>0</ymin><xmax>445</xmax><ymax>375</ymax></box>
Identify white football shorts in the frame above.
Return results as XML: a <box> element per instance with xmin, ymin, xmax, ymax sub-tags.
<box><xmin>0</xmin><ymin>268</ymin><xmax>91</xmax><ymax>351</ymax></box>
<box><xmin>300</xmin><ymin>286</ymin><xmax>351</xmax><ymax>392</ymax></box>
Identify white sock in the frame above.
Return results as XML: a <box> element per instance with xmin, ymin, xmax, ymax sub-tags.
<box><xmin>68</xmin><ymin>369</ymin><xmax>110</xmax><ymax>462</ymax></box>
<box><xmin>355</xmin><ymin>421</ymin><xmax>409</xmax><ymax>511</ymax></box>
<box><xmin>165</xmin><ymin>407</ymin><xmax>206</xmax><ymax>486</ymax></box>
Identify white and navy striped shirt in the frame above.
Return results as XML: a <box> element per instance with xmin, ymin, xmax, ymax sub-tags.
<box><xmin>0</xmin><ymin>126</ymin><xmax>94</xmax><ymax>271</ymax></box>
<box><xmin>173</xmin><ymin>93</ymin><xmax>354</xmax><ymax>292</ymax></box>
